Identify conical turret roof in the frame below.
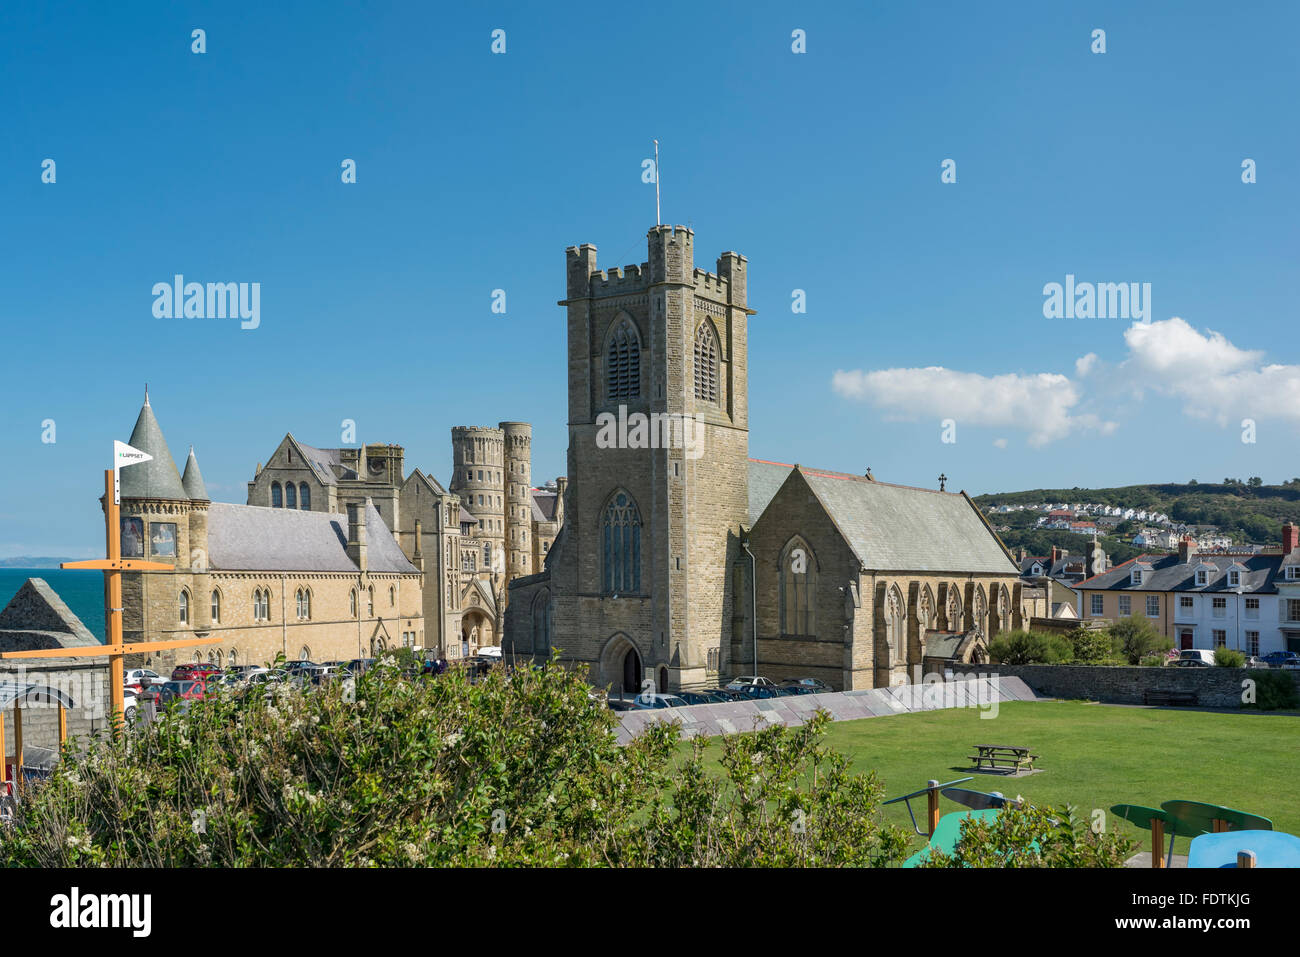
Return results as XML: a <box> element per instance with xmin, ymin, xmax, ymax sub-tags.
<box><xmin>182</xmin><ymin>446</ymin><xmax>209</xmax><ymax>501</ymax></box>
<box><xmin>119</xmin><ymin>391</ymin><xmax>188</xmax><ymax>502</ymax></box>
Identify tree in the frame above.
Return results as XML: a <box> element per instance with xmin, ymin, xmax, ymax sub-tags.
<box><xmin>919</xmin><ymin>803</ymin><xmax>1133</xmax><ymax>868</ymax></box>
<box><xmin>1107</xmin><ymin>618</ymin><xmax>1172</xmax><ymax>665</ymax></box>
<box><xmin>0</xmin><ymin>656</ymin><xmax>912</xmax><ymax>868</ymax></box>
<box><xmin>1248</xmin><ymin>476</ymin><xmax>1263</xmax><ymax>489</ymax></box>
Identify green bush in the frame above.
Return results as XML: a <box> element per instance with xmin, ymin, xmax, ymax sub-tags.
<box><xmin>1107</xmin><ymin>618</ymin><xmax>1173</xmax><ymax>665</ymax></box>
<box><xmin>1213</xmin><ymin>647</ymin><xmax>1246</xmax><ymax>668</ymax></box>
<box><xmin>1066</xmin><ymin>627</ymin><xmax>1112</xmax><ymax>664</ymax></box>
<box><xmin>1244</xmin><ymin>670</ymin><xmax>1300</xmax><ymax>711</ymax></box>
<box><xmin>989</xmin><ymin>631</ymin><xmax>1071</xmax><ymax>665</ymax></box>
<box><xmin>1139</xmin><ymin>655</ymin><xmax>1166</xmax><ymax>667</ymax></box>
<box><xmin>0</xmin><ymin>655</ymin><xmax>909</xmax><ymax>868</ymax></box>
<box><xmin>918</xmin><ymin>803</ymin><xmax>1134</xmax><ymax>868</ymax></box>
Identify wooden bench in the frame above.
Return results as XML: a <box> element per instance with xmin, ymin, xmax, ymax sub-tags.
<box><xmin>1143</xmin><ymin>690</ymin><xmax>1199</xmax><ymax>707</ymax></box>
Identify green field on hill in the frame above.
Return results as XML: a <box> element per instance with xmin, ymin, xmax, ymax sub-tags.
<box><xmin>691</xmin><ymin>700</ymin><xmax>1299</xmax><ymax>857</ymax></box>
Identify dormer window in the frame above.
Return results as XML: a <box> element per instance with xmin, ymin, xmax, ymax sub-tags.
<box><xmin>1031</xmin><ymin>563</ymin><xmax>1043</xmax><ymax>576</ymax></box>
<box><xmin>1195</xmin><ymin>569</ymin><xmax>1208</xmax><ymax>586</ymax></box>
<box><xmin>1287</xmin><ymin>566</ymin><xmax>1300</xmax><ymax>581</ymax></box>
<box><xmin>1131</xmin><ymin>569</ymin><xmax>1143</xmax><ymax>586</ymax></box>
<box><xmin>1228</xmin><ymin>569</ymin><xmax>1241</xmax><ymax>587</ymax></box>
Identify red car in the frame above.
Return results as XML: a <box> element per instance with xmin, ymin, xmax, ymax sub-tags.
<box><xmin>157</xmin><ymin>679</ymin><xmax>208</xmax><ymax>708</ymax></box>
<box><xmin>171</xmin><ymin>663</ymin><xmax>221</xmax><ymax>681</ymax></box>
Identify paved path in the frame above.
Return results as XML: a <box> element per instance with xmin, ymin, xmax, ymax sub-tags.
<box><xmin>615</xmin><ymin>675</ymin><xmax>1041</xmax><ymax>745</ymax></box>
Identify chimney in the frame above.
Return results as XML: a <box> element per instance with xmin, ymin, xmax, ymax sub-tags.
<box><xmin>1016</xmin><ymin>546</ymin><xmax>1027</xmax><ymax>563</ymax></box>
<box><xmin>1050</xmin><ymin>545</ymin><xmax>1062</xmax><ymax>565</ymax></box>
<box><xmin>1085</xmin><ymin>540</ymin><xmax>1106</xmax><ymax>578</ymax></box>
<box><xmin>413</xmin><ymin>518</ymin><xmax>424</xmax><ymax>566</ymax></box>
<box><xmin>1284</xmin><ymin>523</ymin><xmax>1299</xmax><ymax>555</ymax></box>
<box><xmin>347</xmin><ymin>499</ymin><xmax>369</xmax><ymax>571</ymax></box>
<box><xmin>555</xmin><ymin>475</ymin><xmax>568</xmax><ymax>524</ymax></box>
<box><xmin>1178</xmin><ymin>536</ymin><xmax>1197</xmax><ymax>564</ymax></box>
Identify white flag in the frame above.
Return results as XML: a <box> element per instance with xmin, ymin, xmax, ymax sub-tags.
<box><xmin>114</xmin><ymin>440</ymin><xmax>152</xmax><ymax>467</ymax></box>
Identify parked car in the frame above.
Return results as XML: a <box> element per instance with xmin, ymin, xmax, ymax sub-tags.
<box><xmin>704</xmin><ymin>688</ymin><xmax>749</xmax><ymax>701</ymax></box>
<box><xmin>280</xmin><ymin>659</ymin><xmax>318</xmax><ymax>675</ymax></box>
<box><xmin>780</xmin><ymin>677</ymin><xmax>832</xmax><ymax>694</ymax></box>
<box><xmin>158</xmin><ymin>679</ymin><xmax>208</xmax><ymax>708</ymax></box>
<box><xmin>633</xmin><ymin>693</ymin><xmax>689</xmax><ymax>710</ymax></box>
<box><xmin>606</xmin><ymin>698</ymin><xmax>638</xmax><ymax>712</ymax></box>
<box><xmin>171</xmin><ymin>663</ymin><xmax>221</xmax><ymax>681</ymax></box>
<box><xmin>246</xmin><ymin>669</ymin><xmax>287</xmax><ymax>685</ymax></box>
<box><xmin>1243</xmin><ymin>656</ymin><xmax>1269</xmax><ymax>669</ymax></box>
<box><xmin>122</xmin><ymin>689</ymin><xmax>139</xmax><ymax>725</ymax></box>
<box><xmin>1171</xmin><ymin>649</ymin><xmax>1215</xmax><ymax>667</ymax></box>
<box><xmin>346</xmin><ymin>658</ymin><xmax>377</xmax><ymax>675</ymax></box>
<box><xmin>123</xmin><ymin>668</ymin><xmax>162</xmax><ymax>693</ymax></box>
<box><xmin>308</xmin><ymin>665</ymin><xmax>353</xmax><ymax>685</ymax></box>
<box><xmin>735</xmin><ymin>684</ymin><xmax>783</xmax><ymax>699</ymax></box>
<box><xmin>674</xmin><ymin>690</ymin><xmax>714</xmax><ymax>706</ymax></box>
<box><xmin>1260</xmin><ymin>651</ymin><xmax>1300</xmax><ymax>669</ymax></box>
<box><xmin>725</xmin><ymin>675</ymin><xmax>775</xmax><ymax>690</ymax></box>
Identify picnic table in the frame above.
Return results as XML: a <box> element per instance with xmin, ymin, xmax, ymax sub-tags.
<box><xmin>968</xmin><ymin>744</ymin><xmax>1037</xmax><ymax>774</ymax></box>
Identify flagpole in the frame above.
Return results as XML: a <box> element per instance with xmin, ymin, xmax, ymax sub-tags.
<box><xmin>654</xmin><ymin>139</ymin><xmax>661</xmax><ymax>226</ymax></box>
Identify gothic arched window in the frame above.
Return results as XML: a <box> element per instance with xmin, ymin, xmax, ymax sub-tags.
<box><xmin>271</xmin><ymin>482</ymin><xmax>282</xmax><ymax>508</ymax></box>
<box><xmin>210</xmin><ymin>588</ymin><xmax>221</xmax><ymax>623</ymax></box>
<box><xmin>694</xmin><ymin>320</ymin><xmax>719</xmax><ymax>402</ymax></box>
<box><xmin>299</xmin><ymin>483</ymin><xmax>310</xmax><ymax>509</ymax></box>
<box><xmin>532</xmin><ymin>590</ymin><xmax>553</xmax><ymax>654</ymax></box>
<box><xmin>602</xmin><ymin>491</ymin><xmax>642</xmax><ymax>594</ymax></box>
<box><xmin>779</xmin><ymin>536</ymin><xmax>816</xmax><ymax>636</ymax></box>
<box><xmin>285</xmin><ymin>483</ymin><xmax>297</xmax><ymax>508</ymax></box>
<box><xmin>178</xmin><ymin>589</ymin><xmax>190</xmax><ymax>625</ymax></box>
<box><xmin>886</xmin><ymin>587</ymin><xmax>906</xmax><ymax>663</ymax></box>
<box><xmin>606</xmin><ymin>318</ymin><xmax>641</xmax><ymax>401</ymax></box>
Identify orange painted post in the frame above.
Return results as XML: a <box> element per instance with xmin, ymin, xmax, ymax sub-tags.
<box><xmin>1151</xmin><ymin>817</ymin><xmax>1165</xmax><ymax>868</ymax></box>
<box><xmin>926</xmin><ymin>779</ymin><xmax>941</xmax><ymax>837</ymax></box>
<box><xmin>0</xmin><ymin>711</ymin><xmax>6</xmax><ymax>784</ymax></box>
<box><xmin>58</xmin><ymin>702</ymin><xmax>67</xmax><ymax>747</ymax></box>
<box><xmin>12</xmin><ymin>704</ymin><xmax>22</xmax><ymax>793</ymax></box>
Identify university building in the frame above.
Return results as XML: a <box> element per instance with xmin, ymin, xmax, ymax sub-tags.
<box><xmin>503</xmin><ymin>224</ymin><xmax>1027</xmax><ymax>692</ymax></box>
<box><xmin>115</xmin><ymin>394</ymin><xmax>564</xmax><ymax>669</ymax></box>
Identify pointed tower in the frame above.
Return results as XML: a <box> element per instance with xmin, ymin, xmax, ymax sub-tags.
<box><xmin>116</xmin><ymin>391</ymin><xmax>199</xmax><ymax>652</ymax></box>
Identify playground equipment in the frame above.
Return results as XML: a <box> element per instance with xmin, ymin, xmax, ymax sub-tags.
<box><xmin>885</xmin><ymin>777</ymin><xmax>1023</xmax><ymax>868</ymax></box>
<box><xmin>1111</xmin><ymin>800</ymin><xmax>1274</xmax><ymax>868</ymax></box>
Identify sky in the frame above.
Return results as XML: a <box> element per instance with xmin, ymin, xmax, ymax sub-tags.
<box><xmin>1</xmin><ymin>1</ymin><xmax>1297</xmax><ymax>558</ymax></box>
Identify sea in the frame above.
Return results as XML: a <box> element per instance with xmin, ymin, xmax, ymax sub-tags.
<box><xmin>0</xmin><ymin>568</ymin><xmax>106</xmax><ymax>642</ymax></box>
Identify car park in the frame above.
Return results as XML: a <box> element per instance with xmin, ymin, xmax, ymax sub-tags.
<box><xmin>1171</xmin><ymin>649</ymin><xmax>1215</xmax><ymax>667</ymax></box>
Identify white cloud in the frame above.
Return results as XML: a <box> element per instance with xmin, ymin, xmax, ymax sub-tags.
<box><xmin>993</xmin><ymin>438</ymin><xmax>1008</xmax><ymax>449</ymax></box>
<box><xmin>832</xmin><ymin>316</ymin><xmax>1299</xmax><ymax>444</ymax></box>
<box><xmin>831</xmin><ymin>366</ymin><xmax>1112</xmax><ymax>446</ymax></box>
<box><xmin>1122</xmin><ymin>317</ymin><xmax>1300</xmax><ymax>426</ymax></box>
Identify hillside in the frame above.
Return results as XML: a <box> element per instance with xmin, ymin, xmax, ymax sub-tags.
<box><xmin>973</xmin><ymin>479</ymin><xmax>1300</xmax><ymax>553</ymax></box>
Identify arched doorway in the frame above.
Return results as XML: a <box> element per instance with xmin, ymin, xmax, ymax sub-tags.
<box><xmin>622</xmin><ymin>646</ymin><xmax>643</xmax><ymax>694</ymax></box>
<box><xmin>656</xmin><ymin>666</ymin><xmax>668</xmax><ymax>693</ymax></box>
<box><xmin>461</xmin><ymin>608</ymin><xmax>494</xmax><ymax>658</ymax></box>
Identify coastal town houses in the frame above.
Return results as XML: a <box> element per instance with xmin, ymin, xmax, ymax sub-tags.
<box><xmin>1077</xmin><ymin>525</ymin><xmax>1300</xmax><ymax>657</ymax></box>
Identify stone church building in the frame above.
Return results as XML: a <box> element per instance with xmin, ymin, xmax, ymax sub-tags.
<box><xmin>503</xmin><ymin>225</ymin><xmax>1026</xmax><ymax>692</ymax></box>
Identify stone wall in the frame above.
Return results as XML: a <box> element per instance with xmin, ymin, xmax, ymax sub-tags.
<box><xmin>0</xmin><ymin>660</ymin><xmax>112</xmax><ymax>758</ymax></box>
<box><xmin>948</xmin><ymin>662</ymin><xmax>1300</xmax><ymax>708</ymax></box>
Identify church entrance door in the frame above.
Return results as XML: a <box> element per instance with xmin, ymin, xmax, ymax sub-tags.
<box><xmin>621</xmin><ymin>646</ymin><xmax>642</xmax><ymax>694</ymax></box>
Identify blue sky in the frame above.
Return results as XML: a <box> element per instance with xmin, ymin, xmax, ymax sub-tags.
<box><xmin>2</xmin><ymin>1</ymin><xmax>1297</xmax><ymax>557</ymax></box>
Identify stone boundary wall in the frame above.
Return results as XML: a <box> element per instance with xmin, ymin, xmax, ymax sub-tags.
<box><xmin>0</xmin><ymin>660</ymin><xmax>112</xmax><ymax>758</ymax></box>
<box><xmin>948</xmin><ymin>662</ymin><xmax>1300</xmax><ymax>708</ymax></box>
<box><xmin>614</xmin><ymin>675</ymin><xmax>1040</xmax><ymax>745</ymax></box>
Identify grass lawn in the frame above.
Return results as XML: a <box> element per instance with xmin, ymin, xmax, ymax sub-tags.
<box><xmin>690</xmin><ymin>700</ymin><xmax>1300</xmax><ymax>858</ymax></box>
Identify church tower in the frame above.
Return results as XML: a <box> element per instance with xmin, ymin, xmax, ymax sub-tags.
<box><xmin>552</xmin><ymin>225</ymin><xmax>753</xmax><ymax>691</ymax></box>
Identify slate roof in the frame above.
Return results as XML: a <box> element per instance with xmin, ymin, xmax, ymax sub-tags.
<box><xmin>748</xmin><ymin>459</ymin><xmax>792</xmax><ymax>524</ymax></box>
<box><xmin>0</xmin><ymin>578</ymin><xmax>102</xmax><ymax>651</ymax></box>
<box><xmin>120</xmin><ymin>395</ymin><xmax>188</xmax><ymax>502</ymax></box>
<box><xmin>531</xmin><ymin>488</ymin><xmax>558</xmax><ymax>522</ymax></box>
<box><xmin>458</xmin><ymin>506</ymin><xmax>478</xmax><ymax>526</ymax></box>
<box><xmin>181</xmin><ymin>447</ymin><xmax>209</xmax><ymax>501</ymax></box>
<box><xmin>751</xmin><ymin>460</ymin><xmax>1018</xmax><ymax>574</ymax></box>
<box><xmin>1020</xmin><ymin>556</ymin><xmax>1088</xmax><ymax>583</ymax></box>
<box><xmin>1080</xmin><ymin>552</ymin><xmax>1284</xmax><ymax>594</ymax></box>
<box><xmin>292</xmin><ymin>440</ymin><xmax>357</xmax><ymax>484</ymax></box>
<box><xmin>207</xmin><ymin>501</ymin><xmax>417</xmax><ymax>574</ymax></box>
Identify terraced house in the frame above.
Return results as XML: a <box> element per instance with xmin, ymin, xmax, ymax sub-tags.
<box><xmin>1077</xmin><ymin>527</ymin><xmax>1300</xmax><ymax>657</ymax></box>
